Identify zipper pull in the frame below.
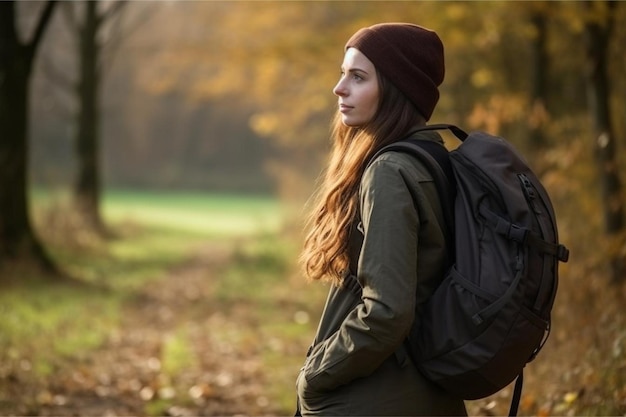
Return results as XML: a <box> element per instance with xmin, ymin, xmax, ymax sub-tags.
<box><xmin>519</xmin><ymin>174</ymin><xmax>541</xmax><ymax>214</ymax></box>
<box><xmin>519</xmin><ymin>174</ymin><xmax>536</xmax><ymax>199</ymax></box>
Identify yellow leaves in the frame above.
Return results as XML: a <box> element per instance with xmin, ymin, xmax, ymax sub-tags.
<box><xmin>190</xmin><ymin>65</ymin><xmax>244</xmax><ymax>99</ymax></box>
<box><xmin>536</xmin><ymin>406</ymin><xmax>551</xmax><ymax>417</ymax></box>
<box><xmin>250</xmin><ymin>113</ymin><xmax>280</xmax><ymax>138</ymax></box>
<box><xmin>445</xmin><ymin>3</ymin><xmax>467</xmax><ymax>21</ymax></box>
<box><xmin>470</xmin><ymin>68</ymin><xmax>494</xmax><ymax>89</ymax></box>
<box><xmin>36</xmin><ymin>390</ymin><xmax>67</xmax><ymax>406</ymax></box>
<box><xmin>583</xmin><ymin>1</ymin><xmax>616</xmax><ymax>27</ymax></box>
<box><xmin>529</xmin><ymin>100</ymin><xmax>550</xmax><ymax>130</ymax></box>
<box><xmin>520</xmin><ymin>392</ymin><xmax>537</xmax><ymax>412</ymax></box>
<box><xmin>189</xmin><ymin>383</ymin><xmax>214</xmax><ymax>400</ymax></box>
<box><xmin>555</xmin><ymin>1</ymin><xmax>615</xmax><ymax>34</ymax></box>
<box><xmin>467</xmin><ymin>94</ymin><xmax>528</xmax><ymax>133</ymax></box>
<box><xmin>470</xmin><ymin>387</ymin><xmax>587</xmax><ymax>417</ymax></box>
<box><xmin>563</xmin><ymin>390</ymin><xmax>580</xmax><ymax>404</ymax></box>
<box><xmin>549</xmin><ymin>389</ymin><xmax>584</xmax><ymax>415</ymax></box>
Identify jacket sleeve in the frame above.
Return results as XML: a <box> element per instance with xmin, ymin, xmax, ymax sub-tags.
<box><xmin>302</xmin><ymin>156</ymin><xmax>422</xmax><ymax>393</ymax></box>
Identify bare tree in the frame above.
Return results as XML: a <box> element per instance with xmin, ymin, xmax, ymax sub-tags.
<box><xmin>528</xmin><ymin>6</ymin><xmax>549</xmax><ymax>148</ymax></box>
<box><xmin>583</xmin><ymin>0</ymin><xmax>625</xmax><ymax>283</ymax></box>
<box><xmin>0</xmin><ymin>1</ymin><xmax>58</xmax><ymax>273</ymax></box>
<box><xmin>71</xmin><ymin>0</ymin><xmax>127</xmax><ymax>235</ymax></box>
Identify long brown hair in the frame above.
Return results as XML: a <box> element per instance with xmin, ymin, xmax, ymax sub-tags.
<box><xmin>301</xmin><ymin>72</ymin><xmax>426</xmax><ymax>286</ymax></box>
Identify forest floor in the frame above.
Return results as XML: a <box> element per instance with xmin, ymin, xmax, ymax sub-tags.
<box><xmin>1</xmin><ymin>240</ymin><xmax>300</xmax><ymax>416</ymax></box>
<box><xmin>2</xmin><ymin>235</ymin><xmax>626</xmax><ymax>417</ymax></box>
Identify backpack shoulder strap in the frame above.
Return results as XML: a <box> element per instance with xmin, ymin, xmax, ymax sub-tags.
<box><xmin>366</xmin><ymin>124</ymin><xmax>467</xmax><ymax>223</ymax></box>
<box><xmin>410</xmin><ymin>123</ymin><xmax>469</xmax><ymax>141</ymax></box>
<box><xmin>371</xmin><ymin>137</ymin><xmax>456</xmax><ymax>258</ymax></box>
<box><xmin>379</xmin><ymin>140</ymin><xmax>454</xmax><ymax>213</ymax></box>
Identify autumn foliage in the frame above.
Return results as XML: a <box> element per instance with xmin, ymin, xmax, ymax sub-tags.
<box><xmin>2</xmin><ymin>1</ymin><xmax>625</xmax><ymax>415</ymax></box>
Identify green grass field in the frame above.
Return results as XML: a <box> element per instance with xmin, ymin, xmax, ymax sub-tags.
<box><xmin>103</xmin><ymin>189</ymin><xmax>287</xmax><ymax>237</ymax></box>
<box><xmin>33</xmin><ymin>188</ymin><xmax>287</xmax><ymax>237</ymax></box>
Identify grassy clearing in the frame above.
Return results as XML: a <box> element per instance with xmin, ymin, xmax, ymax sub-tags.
<box><xmin>2</xmin><ymin>188</ymin><xmax>324</xmax><ymax>415</ymax></box>
<box><xmin>103</xmin><ymin>189</ymin><xmax>285</xmax><ymax>238</ymax></box>
<box><xmin>34</xmin><ymin>189</ymin><xmax>286</xmax><ymax>287</ymax></box>
<box><xmin>2</xmin><ymin>191</ymin><xmax>282</xmax><ymax>369</ymax></box>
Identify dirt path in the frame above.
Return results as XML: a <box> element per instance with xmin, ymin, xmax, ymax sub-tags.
<box><xmin>27</xmin><ymin>243</ymin><xmax>281</xmax><ymax>416</ymax></box>
<box><xmin>8</xmin><ymin>237</ymin><xmax>617</xmax><ymax>416</ymax></box>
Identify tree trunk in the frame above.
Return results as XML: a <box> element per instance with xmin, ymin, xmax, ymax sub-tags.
<box><xmin>74</xmin><ymin>0</ymin><xmax>106</xmax><ymax>234</ymax></box>
<box><xmin>583</xmin><ymin>0</ymin><xmax>625</xmax><ymax>283</ymax></box>
<box><xmin>0</xmin><ymin>1</ymin><xmax>58</xmax><ymax>273</ymax></box>
<box><xmin>529</xmin><ymin>9</ymin><xmax>549</xmax><ymax>148</ymax></box>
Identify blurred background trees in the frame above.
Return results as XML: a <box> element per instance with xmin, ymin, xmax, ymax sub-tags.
<box><xmin>2</xmin><ymin>1</ymin><xmax>625</xmax><ymax>279</ymax></box>
<box><xmin>582</xmin><ymin>1</ymin><xmax>624</xmax><ymax>282</ymax></box>
<box><xmin>69</xmin><ymin>0</ymin><xmax>127</xmax><ymax>235</ymax></box>
<box><xmin>0</xmin><ymin>0</ymin><xmax>58</xmax><ymax>272</ymax></box>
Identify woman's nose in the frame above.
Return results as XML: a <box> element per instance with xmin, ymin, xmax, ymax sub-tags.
<box><xmin>333</xmin><ymin>78</ymin><xmax>347</xmax><ymax>97</ymax></box>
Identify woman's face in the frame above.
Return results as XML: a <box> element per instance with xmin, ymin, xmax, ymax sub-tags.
<box><xmin>333</xmin><ymin>47</ymin><xmax>380</xmax><ymax>128</ymax></box>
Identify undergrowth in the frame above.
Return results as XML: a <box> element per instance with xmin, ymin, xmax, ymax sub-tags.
<box><xmin>2</xmin><ymin>182</ymin><xmax>624</xmax><ymax>415</ymax></box>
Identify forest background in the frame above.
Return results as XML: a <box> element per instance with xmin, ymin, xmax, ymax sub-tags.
<box><xmin>1</xmin><ymin>1</ymin><xmax>626</xmax><ymax>416</ymax></box>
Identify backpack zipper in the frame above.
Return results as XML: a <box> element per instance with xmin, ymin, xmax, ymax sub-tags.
<box><xmin>519</xmin><ymin>174</ymin><xmax>542</xmax><ymax>214</ymax></box>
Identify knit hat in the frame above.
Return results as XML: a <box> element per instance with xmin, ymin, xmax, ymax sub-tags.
<box><xmin>346</xmin><ymin>23</ymin><xmax>445</xmax><ymax>120</ymax></box>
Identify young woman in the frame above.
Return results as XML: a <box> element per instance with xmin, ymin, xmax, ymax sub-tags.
<box><xmin>296</xmin><ymin>23</ymin><xmax>467</xmax><ymax>416</ymax></box>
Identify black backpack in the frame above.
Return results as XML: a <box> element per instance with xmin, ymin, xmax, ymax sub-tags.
<box><xmin>368</xmin><ymin>124</ymin><xmax>570</xmax><ymax>415</ymax></box>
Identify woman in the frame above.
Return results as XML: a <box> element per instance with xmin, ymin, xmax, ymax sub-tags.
<box><xmin>296</xmin><ymin>23</ymin><xmax>467</xmax><ymax>416</ymax></box>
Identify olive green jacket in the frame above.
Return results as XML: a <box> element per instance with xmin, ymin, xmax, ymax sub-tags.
<box><xmin>296</xmin><ymin>132</ymin><xmax>466</xmax><ymax>416</ymax></box>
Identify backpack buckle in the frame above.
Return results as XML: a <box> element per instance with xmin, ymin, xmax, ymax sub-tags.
<box><xmin>508</xmin><ymin>223</ymin><xmax>529</xmax><ymax>243</ymax></box>
<box><xmin>494</xmin><ymin>216</ymin><xmax>528</xmax><ymax>243</ymax></box>
<box><xmin>557</xmin><ymin>244</ymin><xmax>570</xmax><ymax>262</ymax></box>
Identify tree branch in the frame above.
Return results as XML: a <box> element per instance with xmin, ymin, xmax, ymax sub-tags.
<box><xmin>60</xmin><ymin>1</ymin><xmax>80</xmax><ymax>35</ymax></box>
<box><xmin>97</xmin><ymin>0</ymin><xmax>127</xmax><ymax>28</ymax></box>
<box><xmin>27</xmin><ymin>0</ymin><xmax>58</xmax><ymax>61</ymax></box>
<box><xmin>100</xmin><ymin>2</ymin><xmax>160</xmax><ymax>76</ymax></box>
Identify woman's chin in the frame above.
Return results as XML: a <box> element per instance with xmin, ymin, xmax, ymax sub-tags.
<box><xmin>341</xmin><ymin>117</ymin><xmax>363</xmax><ymax>128</ymax></box>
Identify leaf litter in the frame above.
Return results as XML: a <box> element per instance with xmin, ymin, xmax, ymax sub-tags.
<box><xmin>1</xmin><ymin>238</ymin><xmax>625</xmax><ymax>416</ymax></box>
<box><xmin>0</xmin><ymin>242</ymin><xmax>286</xmax><ymax>416</ymax></box>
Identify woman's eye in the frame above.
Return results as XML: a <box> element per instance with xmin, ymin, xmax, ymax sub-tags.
<box><xmin>338</xmin><ymin>70</ymin><xmax>363</xmax><ymax>82</ymax></box>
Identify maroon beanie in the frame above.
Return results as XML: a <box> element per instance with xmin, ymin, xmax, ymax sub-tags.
<box><xmin>346</xmin><ymin>23</ymin><xmax>445</xmax><ymax>121</ymax></box>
